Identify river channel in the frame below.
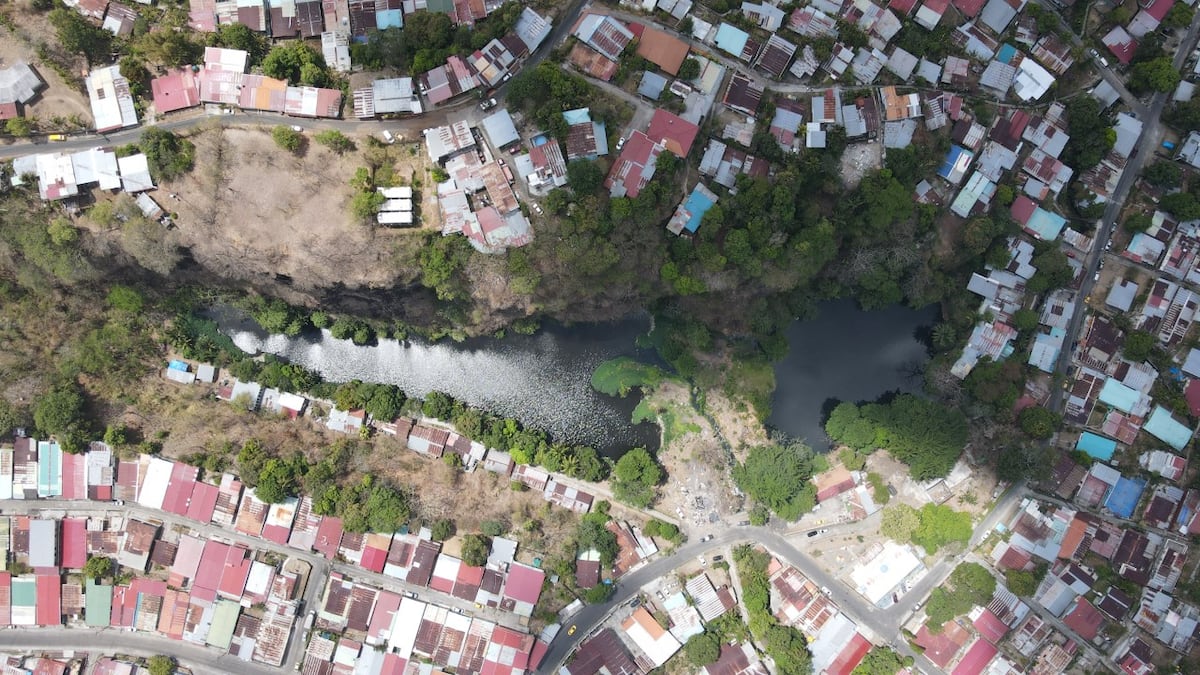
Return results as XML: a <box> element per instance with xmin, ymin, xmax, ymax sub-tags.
<box><xmin>217</xmin><ymin>300</ymin><xmax>936</xmax><ymax>457</ymax></box>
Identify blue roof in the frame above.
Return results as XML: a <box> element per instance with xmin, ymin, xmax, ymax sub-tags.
<box><xmin>1144</xmin><ymin>405</ymin><xmax>1193</xmax><ymax>451</ymax></box>
<box><xmin>1098</xmin><ymin>377</ymin><xmax>1140</xmax><ymax>413</ymax></box>
<box><xmin>938</xmin><ymin>145</ymin><xmax>970</xmax><ymax>179</ymax></box>
<box><xmin>1076</xmin><ymin>432</ymin><xmax>1118</xmax><ymax>461</ymax></box>
<box><xmin>996</xmin><ymin>44</ymin><xmax>1018</xmax><ymax>64</ymax></box>
<box><xmin>1104</xmin><ymin>476</ymin><xmax>1147</xmax><ymax>519</ymax></box>
<box><xmin>376</xmin><ymin>9</ymin><xmax>403</xmax><ymax>28</ymax></box>
<box><xmin>714</xmin><ymin>23</ymin><xmax>750</xmax><ymax>57</ymax></box>
<box><xmin>593</xmin><ymin>122</ymin><xmax>609</xmax><ymax>157</ymax></box>
<box><xmin>168</xmin><ymin>360</ymin><xmax>190</xmax><ymax>372</ymax></box>
<box><xmin>638</xmin><ymin>71</ymin><xmax>669</xmax><ymax>100</ymax></box>
<box><xmin>1026</xmin><ymin>207</ymin><xmax>1067</xmax><ymax>241</ymax></box>
<box><xmin>681</xmin><ymin>184</ymin><xmax>717</xmax><ymax>233</ymax></box>
<box><xmin>563</xmin><ymin>108</ymin><xmax>592</xmax><ymax>125</ymax></box>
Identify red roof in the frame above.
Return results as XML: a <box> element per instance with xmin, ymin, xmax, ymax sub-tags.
<box><xmin>186</xmin><ymin>481</ymin><xmax>219</xmax><ymax>523</ymax></box>
<box><xmin>61</xmin><ymin>518</ymin><xmax>87</xmax><ymax>570</ymax></box>
<box><xmin>35</xmin><ymin>575</ymin><xmax>61</xmax><ymax>626</ymax></box>
<box><xmin>889</xmin><ymin>0</ymin><xmax>919</xmax><ymax>13</ymax></box>
<box><xmin>826</xmin><ymin>633</ymin><xmax>872</xmax><ymax>675</ymax></box>
<box><xmin>0</xmin><ymin>103</ymin><xmax>18</xmax><ymax>120</ymax></box>
<box><xmin>368</xmin><ymin>591</ymin><xmax>402</xmax><ymax>641</ymax></box>
<box><xmin>60</xmin><ymin>452</ymin><xmax>85</xmax><ymax>500</ymax></box>
<box><xmin>380</xmin><ymin>654</ymin><xmax>407</xmax><ymax>675</ymax></box>
<box><xmin>110</xmin><ymin>585</ymin><xmax>129</xmax><ymax>627</ymax></box>
<box><xmin>647</xmin><ymin>109</ymin><xmax>700</xmax><ymax>157</ymax></box>
<box><xmin>915</xmin><ymin>623</ymin><xmax>970</xmax><ymax>668</ymax></box>
<box><xmin>1185</xmin><ymin>380</ymin><xmax>1200</xmax><ymax>417</ymax></box>
<box><xmin>972</xmin><ymin>609</ymin><xmax>1009</xmax><ymax>644</ymax></box>
<box><xmin>218</xmin><ymin>545</ymin><xmax>252</xmax><ymax>599</ymax></box>
<box><xmin>151</xmin><ymin>68</ymin><xmax>201</xmax><ymax>114</ymax></box>
<box><xmin>1010</xmin><ymin>195</ymin><xmax>1037</xmax><ymax>225</ymax></box>
<box><xmin>1144</xmin><ymin>0</ymin><xmax>1175</xmax><ymax>21</ymax></box>
<box><xmin>0</xmin><ymin>572</ymin><xmax>11</xmax><ymax>626</ymax></box>
<box><xmin>923</xmin><ymin>0</ymin><xmax>950</xmax><ymax>11</ymax></box>
<box><xmin>1103</xmin><ymin>27</ymin><xmax>1138</xmax><ymax>65</ymax></box>
<box><xmin>604</xmin><ymin>131</ymin><xmax>659</xmax><ymax>199</ymax></box>
<box><xmin>953</xmin><ymin>0</ymin><xmax>985</xmax><ymax>15</ymax></box>
<box><xmin>163</xmin><ymin>462</ymin><xmax>198</xmax><ymax>516</ymax></box>
<box><xmin>194</xmin><ymin>540</ymin><xmax>229</xmax><ymax>593</ymax></box>
<box><xmin>951</xmin><ymin>638</ymin><xmax>998</xmax><ymax>675</ymax></box>
<box><xmin>626</xmin><ymin>21</ymin><xmax>644</xmax><ymax>39</ymax></box>
<box><xmin>503</xmin><ymin>563</ymin><xmax>545</xmax><ymax>605</ymax></box>
<box><xmin>361</xmin><ymin>546</ymin><xmax>388</xmax><ymax>574</ymax></box>
<box><xmin>314</xmin><ymin>516</ymin><xmax>344</xmax><ymax>559</ymax></box>
<box><xmin>1063</xmin><ymin>597</ymin><xmax>1104</xmax><ymax>640</ymax></box>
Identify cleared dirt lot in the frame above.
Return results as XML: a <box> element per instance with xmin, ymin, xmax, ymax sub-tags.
<box><xmin>0</xmin><ymin>9</ymin><xmax>92</xmax><ymax>130</ymax></box>
<box><xmin>161</xmin><ymin>125</ymin><xmax>435</xmax><ymax>291</ymax></box>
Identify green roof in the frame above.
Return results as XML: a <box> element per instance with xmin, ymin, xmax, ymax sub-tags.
<box><xmin>85</xmin><ymin>583</ymin><xmax>112</xmax><ymax>628</ymax></box>
<box><xmin>206</xmin><ymin>599</ymin><xmax>241</xmax><ymax>650</ymax></box>
<box><xmin>427</xmin><ymin>0</ymin><xmax>454</xmax><ymax>13</ymax></box>
<box><xmin>11</xmin><ymin>578</ymin><xmax>35</xmax><ymax>606</ymax></box>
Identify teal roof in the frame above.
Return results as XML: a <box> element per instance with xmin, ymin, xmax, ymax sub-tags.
<box><xmin>1076</xmin><ymin>432</ymin><xmax>1117</xmax><ymax>461</ymax></box>
<box><xmin>37</xmin><ymin>440</ymin><xmax>61</xmax><ymax>498</ymax></box>
<box><xmin>85</xmin><ymin>583</ymin><xmax>112</xmax><ymax>628</ymax></box>
<box><xmin>206</xmin><ymin>599</ymin><xmax>241</xmax><ymax>649</ymax></box>
<box><xmin>562</xmin><ymin>108</ymin><xmax>592</xmax><ymax>125</ymax></box>
<box><xmin>1144</xmin><ymin>405</ymin><xmax>1193</xmax><ymax>451</ymax></box>
<box><xmin>11</xmin><ymin>578</ymin><xmax>35</xmax><ymax>606</ymax></box>
<box><xmin>714</xmin><ymin>23</ymin><xmax>750</xmax><ymax>57</ymax></box>
<box><xmin>1098</xmin><ymin>377</ymin><xmax>1140</xmax><ymax>414</ymax></box>
<box><xmin>1025</xmin><ymin>207</ymin><xmax>1066</xmax><ymax>242</ymax></box>
<box><xmin>426</xmin><ymin>0</ymin><xmax>454</xmax><ymax>14</ymax></box>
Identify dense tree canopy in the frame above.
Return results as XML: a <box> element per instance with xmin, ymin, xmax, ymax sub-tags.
<box><xmin>733</xmin><ymin>441</ymin><xmax>819</xmax><ymax>521</ymax></box>
<box><xmin>33</xmin><ymin>381</ymin><xmax>88</xmax><ymax>452</ymax></box>
<box><xmin>824</xmin><ymin>395</ymin><xmax>967</xmax><ymax>480</ymax></box>
<box><xmin>1063</xmin><ymin>97</ymin><xmax>1114</xmax><ymax>170</ymax></box>
<box><xmin>926</xmin><ymin>563</ymin><xmax>996</xmax><ymax>629</ymax></box>
<box><xmin>138</xmin><ymin>128</ymin><xmax>196</xmax><ymax>182</ymax></box>
<box><xmin>49</xmin><ymin>7</ymin><xmax>112</xmax><ymax>64</ymax></box>
<box><xmin>262</xmin><ymin>42</ymin><xmax>334</xmax><ymax>88</ymax></box>
<box><xmin>1130</xmin><ymin>58</ymin><xmax>1181</xmax><ymax>93</ymax></box>
<box><xmin>612</xmin><ymin>448</ymin><xmax>662</xmax><ymax>508</ymax></box>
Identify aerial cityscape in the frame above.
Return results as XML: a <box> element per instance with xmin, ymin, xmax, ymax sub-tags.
<box><xmin>0</xmin><ymin>0</ymin><xmax>1199</xmax><ymax>672</ymax></box>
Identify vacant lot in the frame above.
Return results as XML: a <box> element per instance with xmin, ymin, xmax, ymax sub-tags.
<box><xmin>161</xmin><ymin>125</ymin><xmax>434</xmax><ymax>292</ymax></box>
<box><xmin>0</xmin><ymin>9</ymin><xmax>92</xmax><ymax>131</ymax></box>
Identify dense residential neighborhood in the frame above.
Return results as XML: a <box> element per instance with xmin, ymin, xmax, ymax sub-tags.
<box><xmin>6</xmin><ymin>0</ymin><xmax>1200</xmax><ymax>670</ymax></box>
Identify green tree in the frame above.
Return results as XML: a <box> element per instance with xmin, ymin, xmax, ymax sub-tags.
<box><xmin>460</xmin><ymin>534</ymin><xmax>490</xmax><ymax>567</ymax></box>
<box><xmin>1026</xmin><ymin>248</ymin><xmax>1074</xmax><ymax>294</ymax></box>
<box><xmin>209</xmin><ymin>23</ymin><xmax>271</xmax><ymax>66</ymax></box>
<box><xmin>1144</xmin><ymin>161</ymin><xmax>1182</xmax><ymax>188</ymax></box>
<box><xmin>567</xmin><ymin>159</ymin><xmax>605</xmax><ymax>195</ymax></box>
<box><xmin>138</xmin><ymin>128</ymin><xmax>196</xmax><ymax>181</ymax></box>
<box><xmin>351</xmin><ymin>190</ymin><xmax>386</xmax><ymax>221</ymax></box>
<box><xmin>5</xmin><ymin>117</ymin><xmax>32</xmax><ymax>137</ymax></box>
<box><xmin>612</xmin><ymin>448</ymin><xmax>663</xmax><ymax>508</ymax></box>
<box><xmin>911</xmin><ymin>503</ymin><xmax>972</xmax><ymax>553</ymax></box>
<box><xmin>49</xmin><ymin>7</ymin><xmax>112</xmax><ymax>64</ymax></box>
<box><xmin>314</xmin><ymin>130</ymin><xmax>356</xmax><ymax>154</ymax></box>
<box><xmin>684</xmin><ymin>632</ymin><xmax>722</xmax><ymax>666</ymax></box>
<box><xmin>262</xmin><ymin>42</ymin><xmax>332</xmax><ymax>87</ymax></box>
<box><xmin>236</xmin><ymin>438</ymin><xmax>270</xmax><ymax>485</ymax></box>
<box><xmin>880</xmin><ymin>504</ymin><xmax>919</xmax><ymax>542</ymax></box>
<box><xmin>0</xmin><ymin>400</ymin><xmax>29</xmax><ymax>439</ymax></box>
<box><xmin>1165</xmin><ymin>3</ymin><xmax>1195</xmax><ymax>29</ymax></box>
<box><xmin>1161</xmin><ymin>191</ymin><xmax>1200</xmax><ymax>220</ymax></box>
<box><xmin>272</xmin><ymin>125</ymin><xmax>304</xmax><ymax>153</ymax></box>
<box><xmin>677</xmin><ymin>57</ymin><xmax>701</xmax><ymax>80</ymax></box>
<box><xmin>103</xmin><ymin>424</ymin><xmax>127</xmax><ymax>447</ymax></box>
<box><xmin>83</xmin><ymin>555</ymin><xmax>112</xmax><ymax>580</ymax></box>
<box><xmin>733</xmin><ymin>442</ymin><xmax>818</xmax><ymax>520</ymax></box>
<box><xmin>430</xmin><ymin>518</ymin><xmax>455</xmax><ymax>541</ymax></box>
<box><xmin>583</xmin><ymin>582</ymin><xmax>614</xmax><ymax>603</ymax></box>
<box><xmin>106</xmin><ymin>285</ymin><xmax>144</xmax><ymax>313</ymax></box>
<box><xmin>1124</xmin><ymin>330</ymin><xmax>1156</xmax><ymax>361</ymax></box>
<box><xmin>1005</xmin><ymin>568</ymin><xmax>1038</xmax><ymax>596</ymax></box>
<box><xmin>576</xmin><ymin>513</ymin><xmax>619</xmax><ymax>566</ymax></box>
<box><xmin>1018</xmin><ymin>407</ymin><xmax>1060</xmax><ymax>439</ymax></box>
<box><xmin>1011</xmin><ymin>308</ymin><xmax>1039</xmax><ymax>333</ymax></box>
<box><xmin>255</xmin><ymin>455</ymin><xmax>305</xmax><ymax>503</ymax></box>
<box><xmin>422</xmin><ymin>391</ymin><xmax>456</xmax><ymax>419</ymax></box>
<box><xmin>1125</xmin><ymin>212</ymin><xmax>1154</xmax><ymax>233</ymax></box>
<box><xmin>1130</xmin><ymin>57</ymin><xmax>1181</xmax><ymax>93</ymax></box>
<box><xmin>34</xmin><ymin>382</ymin><xmax>87</xmax><ymax>452</ymax></box>
<box><xmin>1063</xmin><ymin>97</ymin><xmax>1114</xmax><ymax>170</ymax></box>
<box><xmin>853</xmin><ymin>647</ymin><xmax>909</xmax><ymax>675</ymax></box>
<box><xmin>147</xmin><ymin>656</ymin><xmax>176</xmax><ymax>675</ymax></box>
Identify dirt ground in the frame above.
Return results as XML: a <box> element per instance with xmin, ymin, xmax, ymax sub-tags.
<box><xmin>648</xmin><ymin>383</ymin><xmax>746</xmax><ymax>533</ymax></box>
<box><xmin>160</xmin><ymin>125</ymin><xmax>436</xmax><ymax>292</ymax></box>
<box><xmin>840</xmin><ymin>142</ymin><xmax>883</xmax><ymax>189</ymax></box>
<box><xmin>0</xmin><ymin>9</ymin><xmax>93</xmax><ymax>130</ymax></box>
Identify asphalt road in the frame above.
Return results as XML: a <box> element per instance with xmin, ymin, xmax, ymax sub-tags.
<box><xmin>0</xmin><ymin>627</ymin><xmax>281</xmax><ymax>675</ymax></box>
<box><xmin>1048</xmin><ymin>10</ymin><xmax>1200</xmax><ymax>413</ymax></box>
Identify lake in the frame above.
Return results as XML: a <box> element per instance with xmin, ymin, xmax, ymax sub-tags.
<box><xmin>767</xmin><ymin>300</ymin><xmax>939</xmax><ymax>450</ymax></box>
<box><xmin>216</xmin><ymin>299</ymin><xmax>936</xmax><ymax>456</ymax></box>
<box><xmin>215</xmin><ymin>311</ymin><xmax>662</xmax><ymax>456</ymax></box>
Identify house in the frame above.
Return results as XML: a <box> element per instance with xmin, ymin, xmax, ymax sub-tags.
<box><xmin>621</xmin><ymin>607</ymin><xmax>682</xmax><ymax>667</ymax></box>
<box><xmin>755</xmin><ymin>34</ymin><xmax>797</xmax><ymax>79</ymax></box>
<box><xmin>851</xmin><ymin>47</ymin><xmax>887</xmax><ymax>84</ymax></box>
<box><xmin>102</xmin><ymin>2</ymin><xmax>138</xmax><ymax>36</ymax></box>
<box><xmin>525</xmin><ymin>140</ymin><xmax>568</xmax><ymax>189</ymax></box>
<box><xmin>1140</xmin><ymin>450</ymin><xmax>1186</xmax><ymax>482</ymax></box>
<box><xmin>1144</xmin><ymin>405</ymin><xmax>1192</xmax><ymax>451</ymax></box>
<box><xmin>1102</xmin><ymin>26</ymin><xmax>1137</xmax><ymax>65</ymax></box>
<box><xmin>637</xmin><ymin>71</ymin><xmax>668</xmax><ymax>100</ymax></box>
<box><xmin>481</xmin><ymin>109</ymin><xmax>520</xmax><ymax>150</ymax></box>
<box><xmin>951</xmin><ymin>318</ymin><xmax>1014</xmax><ymax>378</ymax></box>
<box><xmin>85</xmin><ymin>66</ymin><xmax>138</xmax><ymax>133</ymax></box>
<box><xmin>722</xmin><ymin>71</ymin><xmax>764</xmax><ymax>115</ymax></box>
<box><xmin>979</xmin><ymin>0</ymin><xmax>1025</xmax><ymax>35</ymax></box>
<box><xmin>572</xmin><ymin>13</ymin><xmax>632</xmax><ymax>61</ymax></box>
<box><xmin>714</xmin><ymin>23</ymin><xmax>758</xmax><ymax>62</ymax></box>
<box><xmin>563</xmin><ymin>108</ymin><xmax>608</xmax><ymax>160</ymax></box>
<box><xmin>514</xmin><ymin>7</ymin><xmax>552</xmax><ymax>53</ymax></box>
<box><xmin>1013</xmin><ymin>57</ymin><xmax>1054</xmax><ymax>102</ymax></box>
<box><xmin>1032</xmin><ymin>35</ymin><xmax>1074</xmax><ymax>75</ymax></box>
<box><xmin>742</xmin><ymin>1</ymin><xmax>785</xmax><ymax>30</ymax></box>
<box><xmin>419</xmin><ymin>55</ymin><xmax>478</xmax><ymax>105</ymax></box>
<box><xmin>636</xmin><ymin>25</ymin><xmax>690</xmax><ymax>75</ymax></box>
<box><xmin>666</xmin><ymin>182</ymin><xmax>719</xmax><ymax>236</ymax></box>
<box><xmin>886</xmin><ymin>47</ymin><xmax>918</xmax><ymax>81</ymax></box>
<box><xmin>698</xmin><ymin>139</ymin><xmax>769</xmax><ymax>188</ymax></box>
<box><xmin>769</xmin><ymin>99</ymin><xmax>805</xmax><ymax>151</ymax></box>
<box><xmin>1129</xmin><ymin>0</ymin><xmax>1174</xmax><ymax>37</ymax></box>
<box><xmin>914</xmin><ymin>0</ymin><xmax>949</xmax><ymax>30</ymax></box>
<box><xmin>0</xmin><ymin>61</ymin><xmax>44</xmax><ymax>120</ymax></box>
<box><xmin>880</xmin><ymin>86</ymin><xmax>921</xmax><ymax>121</ymax></box>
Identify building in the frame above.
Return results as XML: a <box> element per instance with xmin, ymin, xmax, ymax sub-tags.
<box><xmin>636</xmin><ymin>25</ymin><xmax>690</xmax><ymax>75</ymax></box>
<box><xmin>666</xmin><ymin>182</ymin><xmax>719</xmax><ymax>236</ymax></box>
<box><xmin>572</xmin><ymin>13</ymin><xmax>633</xmax><ymax>61</ymax></box>
<box><xmin>0</xmin><ymin>61</ymin><xmax>44</xmax><ymax>119</ymax></box>
<box><xmin>850</xmin><ymin>542</ymin><xmax>923</xmax><ymax>607</ymax></box>
<box><xmin>722</xmin><ymin>71</ymin><xmax>764</xmax><ymax>115</ymax></box>
<box><xmin>85</xmin><ymin>66</ymin><xmax>138</xmax><ymax>133</ymax></box>
<box><xmin>621</xmin><ymin>606</ymin><xmax>682</xmax><ymax>667</ymax></box>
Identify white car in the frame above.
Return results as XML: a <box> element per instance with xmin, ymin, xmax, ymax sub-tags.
<box><xmin>381</xmin><ymin>130</ymin><xmax>396</xmax><ymax>144</ymax></box>
<box><xmin>291</xmin><ymin>125</ymin><xmax>303</xmax><ymax>132</ymax></box>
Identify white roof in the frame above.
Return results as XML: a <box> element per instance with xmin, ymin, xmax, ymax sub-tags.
<box><xmin>278</xmin><ymin>392</ymin><xmax>306</xmax><ymax>411</ymax></box>
<box><xmin>481</xmin><ymin>109</ymin><xmax>520</xmax><ymax>148</ymax></box>
<box><xmin>72</xmin><ymin>148</ymin><xmax>122</xmax><ymax>191</ymax></box>
<box><xmin>1012</xmin><ymin>57</ymin><xmax>1054</xmax><ymax>102</ymax></box>
<box><xmin>622</xmin><ymin>611</ymin><xmax>682</xmax><ymax>666</ymax></box>
<box><xmin>136</xmin><ymin>456</ymin><xmax>173</xmax><ymax>510</ymax></box>
<box><xmin>118</xmin><ymin>153</ymin><xmax>155</xmax><ymax>192</ymax></box>
<box><xmin>204</xmin><ymin>47</ymin><xmax>249</xmax><ymax>72</ymax></box>
<box><xmin>379</xmin><ymin>186</ymin><xmax>413</xmax><ymax>199</ymax></box>
<box><xmin>850</xmin><ymin>541</ymin><xmax>922</xmax><ymax>604</ymax></box>
<box><xmin>245</xmin><ymin>560</ymin><xmax>274</xmax><ymax>596</ymax></box>
<box><xmin>0</xmin><ymin>61</ymin><xmax>43</xmax><ymax>105</ymax></box>
<box><xmin>387</xmin><ymin>598</ymin><xmax>427</xmax><ymax>657</ymax></box>
<box><xmin>85</xmin><ymin>65</ymin><xmax>139</xmax><ymax>133</ymax></box>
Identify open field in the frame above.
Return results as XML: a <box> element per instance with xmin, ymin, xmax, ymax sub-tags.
<box><xmin>160</xmin><ymin>125</ymin><xmax>437</xmax><ymax>292</ymax></box>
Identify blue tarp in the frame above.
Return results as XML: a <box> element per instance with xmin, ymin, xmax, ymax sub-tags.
<box><xmin>168</xmin><ymin>360</ymin><xmax>190</xmax><ymax>372</ymax></box>
<box><xmin>996</xmin><ymin>44</ymin><xmax>1018</xmax><ymax>64</ymax></box>
<box><xmin>1105</xmin><ymin>476</ymin><xmax>1147</xmax><ymax>519</ymax></box>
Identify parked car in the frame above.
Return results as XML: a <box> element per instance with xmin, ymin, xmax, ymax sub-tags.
<box><xmin>698</xmin><ymin>556</ymin><xmax>707</xmax><ymax>566</ymax></box>
<box><xmin>48</xmin><ymin>134</ymin><xmax>66</xmax><ymax>142</ymax></box>
<box><xmin>381</xmin><ymin>129</ymin><xmax>396</xmax><ymax>144</ymax></box>
<box><xmin>567</xmin><ymin>624</ymin><xmax>577</xmax><ymax>635</ymax></box>
<box><xmin>480</xmin><ymin>97</ymin><xmax>497</xmax><ymax>111</ymax></box>
<box><xmin>291</xmin><ymin>125</ymin><xmax>303</xmax><ymax>133</ymax></box>
<box><xmin>616</xmin><ymin>136</ymin><xmax>626</xmax><ymax>151</ymax></box>
<box><xmin>404</xmin><ymin>591</ymin><xmax>418</xmax><ymax>599</ymax></box>
<box><xmin>701</xmin><ymin>534</ymin><xmax>713</xmax><ymax>542</ymax></box>
<box><xmin>712</xmin><ymin>555</ymin><xmax>724</xmax><ymax>562</ymax></box>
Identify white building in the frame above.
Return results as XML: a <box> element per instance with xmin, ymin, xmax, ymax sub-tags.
<box><xmin>85</xmin><ymin>65</ymin><xmax>139</xmax><ymax>133</ymax></box>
